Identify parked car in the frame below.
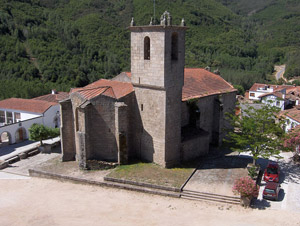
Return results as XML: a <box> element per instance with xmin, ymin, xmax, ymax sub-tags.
<box><xmin>263</xmin><ymin>182</ymin><xmax>281</xmax><ymax>201</ymax></box>
<box><xmin>263</xmin><ymin>161</ymin><xmax>280</xmax><ymax>183</ymax></box>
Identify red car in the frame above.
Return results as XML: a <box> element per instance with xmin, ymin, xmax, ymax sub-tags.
<box><xmin>263</xmin><ymin>161</ymin><xmax>280</xmax><ymax>183</ymax></box>
<box><xmin>263</xmin><ymin>182</ymin><xmax>281</xmax><ymax>201</ymax></box>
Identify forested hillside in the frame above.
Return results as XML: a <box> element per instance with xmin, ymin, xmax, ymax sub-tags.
<box><xmin>0</xmin><ymin>0</ymin><xmax>299</xmax><ymax>99</ymax></box>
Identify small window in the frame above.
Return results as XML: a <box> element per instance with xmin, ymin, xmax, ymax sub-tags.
<box><xmin>144</xmin><ymin>36</ymin><xmax>150</xmax><ymax>60</ymax></box>
<box><xmin>0</xmin><ymin>111</ymin><xmax>5</xmax><ymax>123</ymax></box>
<box><xmin>141</xmin><ymin>104</ymin><xmax>144</xmax><ymax>111</ymax></box>
<box><xmin>14</xmin><ymin>112</ymin><xmax>20</xmax><ymax>123</ymax></box>
<box><xmin>6</xmin><ymin>111</ymin><xmax>13</xmax><ymax>124</ymax></box>
<box><xmin>276</xmin><ymin>101</ymin><xmax>280</xmax><ymax>106</ymax></box>
<box><xmin>171</xmin><ymin>32</ymin><xmax>178</xmax><ymax>61</ymax></box>
<box><xmin>250</xmin><ymin>93</ymin><xmax>255</xmax><ymax>97</ymax></box>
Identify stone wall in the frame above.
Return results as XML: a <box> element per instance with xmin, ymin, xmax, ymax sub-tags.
<box><xmin>218</xmin><ymin>91</ymin><xmax>237</xmax><ymax>144</ymax></box>
<box><xmin>130</xmin><ymin>26</ymin><xmax>186</xmax><ymax>167</ymax></box>
<box><xmin>60</xmin><ymin>99</ymin><xmax>75</xmax><ymax>161</ymax></box>
<box><xmin>181</xmin><ymin>91</ymin><xmax>236</xmax><ymax>148</ymax></box>
<box><xmin>181</xmin><ymin>131</ymin><xmax>210</xmax><ymax>162</ymax></box>
<box><xmin>133</xmin><ymin>86</ymin><xmax>166</xmax><ymax>165</ymax></box>
<box><xmin>86</xmin><ymin>95</ymin><xmax>118</xmax><ymax>162</ymax></box>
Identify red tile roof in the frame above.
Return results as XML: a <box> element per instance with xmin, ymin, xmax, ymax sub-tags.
<box><xmin>0</xmin><ymin>98</ymin><xmax>57</xmax><ymax>114</ymax></box>
<box><xmin>249</xmin><ymin>83</ymin><xmax>293</xmax><ymax>92</ymax></box>
<box><xmin>258</xmin><ymin>91</ymin><xmax>284</xmax><ymax>99</ymax></box>
<box><xmin>72</xmin><ymin>68</ymin><xmax>235</xmax><ymax>101</ymax></box>
<box><xmin>72</xmin><ymin>79</ymin><xmax>134</xmax><ymax>100</ymax></box>
<box><xmin>182</xmin><ymin>68</ymin><xmax>236</xmax><ymax>101</ymax></box>
<box><xmin>281</xmin><ymin>106</ymin><xmax>300</xmax><ymax>123</ymax></box>
<box><xmin>33</xmin><ymin>92</ymin><xmax>69</xmax><ymax>103</ymax></box>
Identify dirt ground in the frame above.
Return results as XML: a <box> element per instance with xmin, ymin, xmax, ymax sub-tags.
<box><xmin>1</xmin><ymin>178</ymin><xmax>299</xmax><ymax>226</ymax></box>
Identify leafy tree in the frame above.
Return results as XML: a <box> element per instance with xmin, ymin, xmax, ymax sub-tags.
<box><xmin>29</xmin><ymin>123</ymin><xmax>60</xmax><ymax>146</ymax></box>
<box><xmin>283</xmin><ymin>126</ymin><xmax>300</xmax><ymax>154</ymax></box>
<box><xmin>225</xmin><ymin>103</ymin><xmax>285</xmax><ymax>165</ymax></box>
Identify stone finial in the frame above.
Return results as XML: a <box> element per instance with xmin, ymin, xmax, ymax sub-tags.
<box><xmin>205</xmin><ymin>66</ymin><xmax>211</xmax><ymax>71</ymax></box>
<box><xmin>181</xmin><ymin>18</ymin><xmax>185</xmax><ymax>26</ymax></box>
<box><xmin>130</xmin><ymin>17</ymin><xmax>135</xmax><ymax>26</ymax></box>
<box><xmin>160</xmin><ymin>11</ymin><xmax>171</xmax><ymax>26</ymax></box>
<box><xmin>160</xmin><ymin>14</ymin><xmax>166</xmax><ymax>26</ymax></box>
<box><xmin>213</xmin><ymin>69</ymin><xmax>220</xmax><ymax>75</ymax></box>
<box><xmin>149</xmin><ymin>17</ymin><xmax>153</xmax><ymax>25</ymax></box>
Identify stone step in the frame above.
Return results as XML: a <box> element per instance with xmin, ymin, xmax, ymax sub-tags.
<box><xmin>29</xmin><ymin>169</ymin><xmax>181</xmax><ymax>198</ymax></box>
<box><xmin>181</xmin><ymin>190</ymin><xmax>240</xmax><ymax>205</ymax></box>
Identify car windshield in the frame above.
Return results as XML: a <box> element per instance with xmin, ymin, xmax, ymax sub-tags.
<box><xmin>265</xmin><ymin>189</ymin><xmax>275</xmax><ymax>194</ymax></box>
<box><xmin>267</xmin><ymin>168</ymin><xmax>278</xmax><ymax>174</ymax></box>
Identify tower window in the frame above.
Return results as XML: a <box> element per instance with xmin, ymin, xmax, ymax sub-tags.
<box><xmin>171</xmin><ymin>32</ymin><xmax>178</xmax><ymax>61</ymax></box>
<box><xmin>144</xmin><ymin>36</ymin><xmax>150</xmax><ymax>60</ymax></box>
<box><xmin>141</xmin><ymin>104</ymin><xmax>144</xmax><ymax>111</ymax></box>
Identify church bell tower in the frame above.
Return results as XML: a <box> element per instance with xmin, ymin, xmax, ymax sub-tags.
<box><xmin>130</xmin><ymin>12</ymin><xmax>187</xmax><ymax>167</ymax></box>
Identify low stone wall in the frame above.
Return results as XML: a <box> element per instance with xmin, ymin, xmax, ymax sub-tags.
<box><xmin>181</xmin><ymin>132</ymin><xmax>210</xmax><ymax>162</ymax></box>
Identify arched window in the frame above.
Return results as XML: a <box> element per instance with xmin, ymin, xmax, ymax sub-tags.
<box><xmin>171</xmin><ymin>32</ymin><xmax>178</xmax><ymax>61</ymax></box>
<box><xmin>144</xmin><ymin>36</ymin><xmax>150</xmax><ymax>60</ymax></box>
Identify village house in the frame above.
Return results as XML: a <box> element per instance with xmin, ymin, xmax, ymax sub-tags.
<box><xmin>0</xmin><ymin>90</ymin><xmax>68</xmax><ymax>145</ymax></box>
<box><xmin>60</xmin><ymin>13</ymin><xmax>237</xmax><ymax>168</ymax></box>
<box><xmin>247</xmin><ymin>83</ymin><xmax>300</xmax><ymax>110</ymax></box>
<box><xmin>280</xmin><ymin>106</ymin><xmax>300</xmax><ymax>132</ymax></box>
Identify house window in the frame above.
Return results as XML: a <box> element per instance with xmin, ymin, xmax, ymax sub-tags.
<box><xmin>14</xmin><ymin>112</ymin><xmax>20</xmax><ymax>123</ymax></box>
<box><xmin>250</xmin><ymin>93</ymin><xmax>255</xmax><ymax>97</ymax></box>
<box><xmin>276</xmin><ymin>101</ymin><xmax>280</xmax><ymax>106</ymax></box>
<box><xmin>6</xmin><ymin>111</ymin><xmax>13</xmax><ymax>124</ymax></box>
<box><xmin>171</xmin><ymin>32</ymin><xmax>178</xmax><ymax>61</ymax></box>
<box><xmin>0</xmin><ymin>111</ymin><xmax>4</xmax><ymax>123</ymax></box>
<box><xmin>141</xmin><ymin>104</ymin><xmax>144</xmax><ymax>111</ymax></box>
<box><xmin>144</xmin><ymin>36</ymin><xmax>150</xmax><ymax>60</ymax></box>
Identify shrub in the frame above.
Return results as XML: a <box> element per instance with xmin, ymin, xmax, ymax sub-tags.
<box><xmin>233</xmin><ymin>176</ymin><xmax>259</xmax><ymax>198</ymax></box>
<box><xmin>29</xmin><ymin>123</ymin><xmax>60</xmax><ymax>145</ymax></box>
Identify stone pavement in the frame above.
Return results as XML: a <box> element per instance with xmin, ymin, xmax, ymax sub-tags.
<box><xmin>0</xmin><ymin>137</ymin><xmax>60</xmax><ymax>162</ymax></box>
<box><xmin>182</xmin><ymin>155</ymin><xmax>250</xmax><ymax>198</ymax></box>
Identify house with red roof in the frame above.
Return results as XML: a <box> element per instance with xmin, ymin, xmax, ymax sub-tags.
<box><xmin>248</xmin><ymin>83</ymin><xmax>300</xmax><ymax>110</ymax></box>
<box><xmin>0</xmin><ymin>90</ymin><xmax>68</xmax><ymax>144</ymax></box>
<box><xmin>60</xmin><ymin>14</ymin><xmax>237</xmax><ymax>168</ymax></box>
<box><xmin>280</xmin><ymin>106</ymin><xmax>300</xmax><ymax>132</ymax></box>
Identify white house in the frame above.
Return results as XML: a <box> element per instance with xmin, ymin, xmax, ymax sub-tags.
<box><xmin>248</xmin><ymin>83</ymin><xmax>300</xmax><ymax>110</ymax></box>
<box><xmin>0</xmin><ymin>91</ymin><xmax>68</xmax><ymax>144</ymax></box>
<box><xmin>280</xmin><ymin>106</ymin><xmax>300</xmax><ymax>132</ymax></box>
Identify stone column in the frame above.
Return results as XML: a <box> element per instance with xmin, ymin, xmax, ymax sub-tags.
<box><xmin>115</xmin><ymin>102</ymin><xmax>128</xmax><ymax>164</ymax></box>
<box><xmin>60</xmin><ymin>100</ymin><xmax>76</xmax><ymax>161</ymax></box>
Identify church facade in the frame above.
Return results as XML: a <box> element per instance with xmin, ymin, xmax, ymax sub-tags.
<box><xmin>60</xmin><ymin>14</ymin><xmax>237</xmax><ymax>168</ymax></box>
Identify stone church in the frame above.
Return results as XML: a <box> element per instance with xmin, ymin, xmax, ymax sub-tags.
<box><xmin>60</xmin><ymin>13</ymin><xmax>237</xmax><ymax>168</ymax></box>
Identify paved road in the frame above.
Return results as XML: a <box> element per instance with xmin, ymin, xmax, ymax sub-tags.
<box><xmin>251</xmin><ymin>152</ymin><xmax>300</xmax><ymax>211</ymax></box>
<box><xmin>275</xmin><ymin>65</ymin><xmax>286</xmax><ymax>81</ymax></box>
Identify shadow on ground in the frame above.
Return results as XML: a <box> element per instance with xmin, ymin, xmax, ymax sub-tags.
<box><xmin>0</xmin><ymin>140</ymin><xmax>35</xmax><ymax>157</ymax></box>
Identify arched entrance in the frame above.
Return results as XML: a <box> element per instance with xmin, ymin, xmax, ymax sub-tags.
<box><xmin>0</xmin><ymin>131</ymin><xmax>12</xmax><ymax>147</ymax></box>
<box><xmin>15</xmin><ymin>127</ymin><xmax>27</xmax><ymax>143</ymax></box>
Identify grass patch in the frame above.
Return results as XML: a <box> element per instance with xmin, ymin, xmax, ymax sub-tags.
<box><xmin>107</xmin><ymin>162</ymin><xmax>194</xmax><ymax>188</ymax></box>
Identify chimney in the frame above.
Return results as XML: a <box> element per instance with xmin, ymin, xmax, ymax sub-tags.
<box><xmin>296</xmin><ymin>99</ymin><xmax>299</xmax><ymax>105</ymax></box>
<box><xmin>51</xmin><ymin>89</ymin><xmax>57</xmax><ymax>95</ymax></box>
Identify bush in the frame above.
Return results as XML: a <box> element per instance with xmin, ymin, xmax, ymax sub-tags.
<box><xmin>29</xmin><ymin>123</ymin><xmax>60</xmax><ymax>145</ymax></box>
<box><xmin>233</xmin><ymin>176</ymin><xmax>259</xmax><ymax>198</ymax></box>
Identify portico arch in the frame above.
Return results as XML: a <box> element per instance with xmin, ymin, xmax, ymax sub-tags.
<box><xmin>0</xmin><ymin>131</ymin><xmax>12</xmax><ymax>146</ymax></box>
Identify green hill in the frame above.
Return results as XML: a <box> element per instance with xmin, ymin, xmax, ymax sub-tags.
<box><xmin>0</xmin><ymin>0</ymin><xmax>299</xmax><ymax>99</ymax></box>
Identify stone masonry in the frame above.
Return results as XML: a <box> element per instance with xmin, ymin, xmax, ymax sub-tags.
<box><xmin>60</xmin><ymin>12</ymin><xmax>237</xmax><ymax>168</ymax></box>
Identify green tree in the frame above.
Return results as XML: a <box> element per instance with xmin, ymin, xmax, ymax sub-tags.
<box><xmin>225</xmin><ymin>103</ymin><xmax>285</xmax><ymax>165</ymax></box>
<box><xmin>29</xmin><ymin>123</ymin><xmax>60</xmax><ymax>146</ymax></box>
